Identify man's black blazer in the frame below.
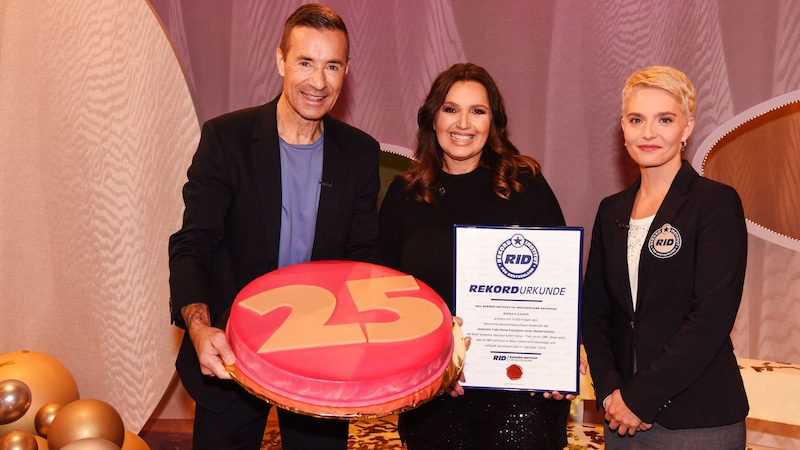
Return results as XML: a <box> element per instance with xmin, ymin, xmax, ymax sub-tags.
<box><xmin>168</xmin><ymin>97</ymin><xmax>381</xmax><ymax>411</ymax></box>
<box><xmin>582</xmin><ymin>161</ymin><xmax>749</xmax><ymax>429</ymax></box>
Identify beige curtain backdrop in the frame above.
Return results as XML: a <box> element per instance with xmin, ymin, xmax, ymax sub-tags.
<box><xmin>2</xmin><ymin>0</ymin><xmax>799</xmax><ymax>446</ymax></box>
<box><xmin>0</xmin><ymin>0</ymin><xmax>198</xmax><ymax>433</ymax></box>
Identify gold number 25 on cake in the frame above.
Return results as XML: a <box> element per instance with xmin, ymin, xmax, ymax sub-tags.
<box><xmin>238</xmin><ymin>275</ymin><xmax>445</xmax><ymax>353</ymax></box>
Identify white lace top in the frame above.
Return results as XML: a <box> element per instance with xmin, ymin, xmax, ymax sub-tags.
<box><xmin>627</xmin><ymin>215</ymin><xmax>655</xmax><ymax>311</ymax></box>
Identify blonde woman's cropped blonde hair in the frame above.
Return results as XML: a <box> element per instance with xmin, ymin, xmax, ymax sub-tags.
<box><xmin>621</xmin><ymin>66</ymin><xmax>696</xmax><ymax>120</ymax></box>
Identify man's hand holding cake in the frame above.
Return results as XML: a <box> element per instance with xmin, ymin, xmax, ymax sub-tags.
<box><xmin>181</xmin><ymin>303</ymin><xmax>234</xmax><ymax>379</ymax></box>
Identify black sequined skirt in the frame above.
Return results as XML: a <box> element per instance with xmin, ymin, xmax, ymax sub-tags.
<box><xmin>398</xmin><ymin>389</ymin><xmax>570</xmax><ymax>450</ymax></box>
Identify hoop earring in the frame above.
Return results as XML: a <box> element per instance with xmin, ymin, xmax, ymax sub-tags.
<box><xmin>681</xmin><ymin>141</ymin><xmax>687</xmax><ymax>151</ymax></box>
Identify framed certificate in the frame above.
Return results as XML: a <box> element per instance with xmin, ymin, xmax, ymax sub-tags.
<box><xmin>454</xmin><ymin>225</ymin><xmax>583</xmax><ymax>394</ymax></box>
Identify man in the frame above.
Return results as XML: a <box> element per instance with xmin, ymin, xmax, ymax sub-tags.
<box><xmin>168</xmin><ymin>4</ymin><xmax>380</xmax><ymax>449</ymax></box>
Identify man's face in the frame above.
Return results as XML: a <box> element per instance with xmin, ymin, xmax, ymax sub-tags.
<box><xmin>276</xmin><ymin>26</ymin><xmax>349</xmax><ymax>123</ymax></box>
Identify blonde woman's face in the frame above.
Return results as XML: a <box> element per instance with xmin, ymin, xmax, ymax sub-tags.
<box><xmin>435</xmin><ymin>81</ymin><xmax>491</xmax><ymax>175</ymax></box>
<box><xmin>621</xmin><ymin>88</ymin><xmax>694</xmax><ymax>171</ymax></box>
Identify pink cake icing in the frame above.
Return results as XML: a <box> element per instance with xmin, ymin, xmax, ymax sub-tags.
<box><xmin>226</xmin><ymin>260</ymin><xmax>455</xmax><ymax>417</ymax></box>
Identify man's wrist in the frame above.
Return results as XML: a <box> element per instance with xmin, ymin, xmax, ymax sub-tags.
<box><xmin>181</xmin><ymin>303</ymin><xmax>211</xmax><ymax>328</ymax></box>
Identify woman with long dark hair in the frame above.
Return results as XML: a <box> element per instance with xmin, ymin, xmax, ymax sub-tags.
<box><xmin>379</xmin><ymin>63</ymin><xmax>571</xmax><ymax>449</ymax></box>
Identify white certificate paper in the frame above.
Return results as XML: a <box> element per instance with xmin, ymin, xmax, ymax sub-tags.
<box><xmin>454</xmin><ymin>226</ymin><xmax>583</xmax><ymax>393</ymax></box>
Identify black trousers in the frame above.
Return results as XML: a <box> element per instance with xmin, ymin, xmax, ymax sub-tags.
<box><xmin>192</xmin><ymin>388</ymin><xmax>349</xmax><ymax>450</ymax></box>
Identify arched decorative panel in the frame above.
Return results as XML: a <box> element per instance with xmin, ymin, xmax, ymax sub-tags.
<box><xmin>694</xmin><ymin>90</ymin><xmax>800</xmax><ymax>252</ymax></box>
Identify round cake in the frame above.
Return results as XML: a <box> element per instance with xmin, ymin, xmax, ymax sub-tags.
<box><xmin>225</xmin><ymin>260</ymin><xmax>463</xmax><ymax>418</ymax></box>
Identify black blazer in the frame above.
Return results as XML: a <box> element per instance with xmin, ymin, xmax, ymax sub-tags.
<box><xmin>581</xmin><ymin>161</ymin><xmax>749</xmax><ymax>429</ymax></box>
<box><xmin>168</xmin><ymin>97</ymin><xmax>380</xmax><ymax>411</ymax></box>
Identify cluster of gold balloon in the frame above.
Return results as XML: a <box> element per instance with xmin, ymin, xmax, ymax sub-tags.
<box><xmin>0</xmin><ymin>350</ymin><xmax>150</xmax><ymax>450</ymax></box>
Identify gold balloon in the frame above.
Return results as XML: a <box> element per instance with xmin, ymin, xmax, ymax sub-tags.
<box><xmin>0</xmin><ymin>351</ymin><xmax>79</xmax><ymax>436</ymax></box>
<box><xmin>34</xmin><ymin>403</ymin><xmax>62</xmax><ymax>438</ymax></box>
<box><xmin>0</xmin><ymin>430</ymin><xmax>38</xmax><ymax>450</ymax></box>
<box><xmin>0</xmin><ymin>380</ymin><xmax>32</xmax><ymax>425</ymax></box>
<box><xmin>119</xmin><ymin>431</ymin><xmax>149</xmax><ymax>450</ymax></box>
<box><xmin>33</xmin><ymin>436</ymin><xmax>47</xmax><ymax>450</ymax></box>
<box><xmin>59</xmin><ymin>438</ymin><xmax>119</xmax><ymax>450</ymax></box>
<box><xmin>46</xmin><ymin>399</ymin><xmax>124</xmax><ymax>450</ymax></box>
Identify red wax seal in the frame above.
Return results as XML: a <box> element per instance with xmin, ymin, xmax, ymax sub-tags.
<box><xmin>506</xmin><ymin>364</ymin><xmax>523</xmax><ymax>380</ymax></box>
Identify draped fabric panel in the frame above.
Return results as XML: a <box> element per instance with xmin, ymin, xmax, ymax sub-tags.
<box><xmin>0</xmin><ymin>0</ymin><xmax>198</xmax><ymax>432</ymax></box>
<box><xmin>149</xmin><ymin>0</ymin><xmax>800</xmax><ymax>364</ymax></box>
<box><xmin>2</xmin><ymin>0</ymin><xmax>799</xmax><ymax>444</ymax></box>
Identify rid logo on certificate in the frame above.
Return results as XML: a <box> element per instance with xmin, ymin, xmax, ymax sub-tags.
<box><xmin>454</xmin><ymin>225</ymin><xmax>583</xmax><ymax>394</ymax></box>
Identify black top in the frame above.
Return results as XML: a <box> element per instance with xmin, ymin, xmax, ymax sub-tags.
<box><xmin>379</xmin><ymin>166</ymin><xmax>565</xmax><ymax>312</ymax></box>
<box><xmin>379</xmin><ymin>166</ymin><xmax>570</xmax><ymax>450</ymax></box>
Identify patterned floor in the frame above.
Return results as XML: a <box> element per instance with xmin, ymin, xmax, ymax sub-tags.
<box><xmin>140</xmin><ymin>417</ymin><xmax>780</xmax><ymax>449</ymax></box>
<box><xmin>139</xmin><ymin>416</ymin><xmax>608</xmax><ymax>449</ymax></box>
<box><xmin>264</xmin><ymin>416</ymin><xmax>607</xmax><ymax>449</ymax></box>
<box><xmin>262</xmin><ymin>415</ymin><xmax>405</xmax><ymax>450</ymax></box>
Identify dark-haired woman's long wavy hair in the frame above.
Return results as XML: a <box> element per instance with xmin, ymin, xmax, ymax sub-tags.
<box><xmin>400</xmin><ymin>63</ymin><xmax>541</xmax><ymax>204</ymax></box>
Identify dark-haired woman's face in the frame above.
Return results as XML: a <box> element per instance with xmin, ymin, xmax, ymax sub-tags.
<box><xmin>435</xmin><ymin>81</ymin><xmax>491</xmax><ymax>175</ymax></box>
